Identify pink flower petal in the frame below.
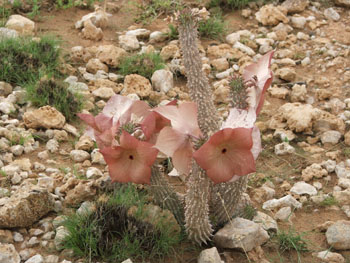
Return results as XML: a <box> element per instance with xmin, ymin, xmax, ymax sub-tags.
<box><xmin>251</xmin><ymin>126</ymin><xmax>262</xmax><ymax>160</ymax></box>
<box><xmin>193</xmin><ymin>128</ymin><xmax>255</xmax><ymax>184</ymax></box>
<box><xmin>243</xmin><ymin>51</ymin><xmax>274</xmax><ymax>114</ymax></box>
<box><xmin>102</xmin><ymin>95</ymin><xmax>150</xmax><ymax>125</ymax></box>
<box><xmin>153</xmin><ymin>102</ymin><xmax>202</xmax><ymax>137</ymax></box>
<box><xmin>100</xmin><ymin>131</ymin><xmax>158</xmax><ymax>184</ymax></box>
<box><xmin>77</xmin><ymin>113</ymin><xmax>98</xmax><ymax>130</ymax></box>
<box><xmin>154</xmin><ymin>127</ymin><xmax>193</xmax><ymax>174</ymax></box>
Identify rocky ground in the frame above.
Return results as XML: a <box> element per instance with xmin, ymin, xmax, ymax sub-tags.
<box><xmin>1</xmin><ymin>0</ymin><xmax>350</xmax><ymax>262</ymax></box>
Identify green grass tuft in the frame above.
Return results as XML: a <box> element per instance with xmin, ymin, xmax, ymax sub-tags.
<box><xmin>0</xmin><ymin>36</ymin><xmax>61</xmax><ymax>86</ymax></box>
<box><xmin>26</xmin><ymin>79</ymin><xmax>83</xmax><ymax>122</ymax></box>
<box><xmin>198</xmin><ymin>14</ymin><xmax>226</xmax><ymax>40</ymax></box>
<box><xmin>274</xmin><ymin>228</ymin><xmax>308</xmax><ymax>263</ymax></box>
<box><xmin>319</xmin><ymin>196</ymin><xmax>338</xmax><ymax>207</ymax></box>
<box><xmin>118</xmin><ymin>52</ymin><xmax>165</xmax><ymax>79</ymax></box>
<box><xmin>63</xmin><ymin>184</ymin><xmax>182</xmax><ymax>262</ymax></box>
<box><xmin>135</xmin><ymin>0</ymin><xmax>179</xmax><ymax>24</ymax></box>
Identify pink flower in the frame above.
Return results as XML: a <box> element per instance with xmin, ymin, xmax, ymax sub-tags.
<box><xmin>102</xmin><ymin>94</ymin><xmax>150</xmax><ymax>126</ymax></box>
<box><xmin>100</xmin><ymin>131</ymin><xmax>158</xmax><ymax>184</ymax></box>
<box><xmin>244</xmin><ymin>51</ymin><xmax>274</xmax><ymax>114</ymax></box>
<box><xmin>140</xmin><ymin>100</ymin><xmax>177</xmax><ymax>142</ymax></box>
<box><xmin>153</xmin><ymin>102</ymin><xmax>202</xmax><ymax>175</ymax></box>
<box><xmin>77</xmin><ymin>113</ymin><xmax>117</xmax><ymax>149</ymax></box>
<box><xmin>193</xmin><ymin>128</ymin><xmax>255</xmax><ymax>184</ymax></box>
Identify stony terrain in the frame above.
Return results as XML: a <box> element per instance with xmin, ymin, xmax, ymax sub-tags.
<box><xmin>1</xmin><ymin>0</ymin><xmax>350</xmax><ymax>262</ymax></box>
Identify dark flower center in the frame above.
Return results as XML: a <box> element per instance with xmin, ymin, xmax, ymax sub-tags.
<box><xmin>129</xmin><ymin>155</ymin><xmax>134</xmax><ymax>160</ymax></box>
<box><xmin>221</xmin><ymin>148</ymin><xmax>227</xmax><ymax>154</ymax></box>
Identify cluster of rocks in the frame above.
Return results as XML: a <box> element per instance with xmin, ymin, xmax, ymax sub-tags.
<box><xmin>1</xmin><ymin>0</ymin><xmax>350</xmax><ymax>262</ymax></box>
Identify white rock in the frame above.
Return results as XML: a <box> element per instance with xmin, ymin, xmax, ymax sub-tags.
<box><xmin>0</xmin><ymin>243</ymin><xmax>20</xmax><ymax>263</ymax></box>
<box><xmin>275</xmin><ymin>142</ymin><xmax>295</xmax><ymax>155</ymax></box>
<box><xmin>10</xmin><ymin>145</ymin><xmax>24</xmax><ymax>156</ymax></box>
<box><xmin>324</xmin><ymin>8</ymin><xmax>340</xmax><ymax>21</ymax></box>
<box><xmin>198</xmin><ymin>247</ymin><xmax>222</xmax><ymax>263</ymax></box>
<box><xmin>0</xmin><ymin>100</ymin><xmax>15</xmax><ymax>114</ymax></box>
<box><xmin>262</xmin><ymin>195</ymin><xmax>302</xmax><ymax>211</ymax></box>
<box><xmin>118</xmin><ymin>35</ymin><xmax>140</xmax><ymax>51</ymax></box>
<box><xmin>126</xmin><ymin>29</ymin><xmax>150</xmax><ymax>39</ymax></box>
<box><xmin>339</xmin><ymin>178</ymin><xmax>350</xmax><ymax>189</ymax></box>
<box><xmin>54</xmin><ymin>226</ymin><xmax>70</xmax><ymax>251</ymax></box>
<box><xmin>233</xmin><ymin>41</ymin><xmax>255</xmax><ymax>56</ymax></box>
<box><xmin>275</xmin><ymin>206</ymin><xmax>292</xmax><ymax>221</ymax></box>
<box><xmin>315</xmin><ymin>250</ymin><xmax>345</xmax><ymax>263</ymax></box>
<box><xmin>46</xmin><ymin>139</ymin><xmax>59</xmax><ymax>153</ymax></box>
<box><xmin>70</xmin><ymin>150</ymin><xmax>90</xmax><ymax>162</ymax></box>
<box><xmin>151</xmin><ymin>69</ymin><xmax>173</xmax><ymax>93</ymax></box>
<box><xmin>92</xmin><ymin>87</ymin><xmax>115</xmax><ymax>100</ymax></box>
<box><xmin>5</xmin><ymin>15</ymin><xmax>35</xmax><ymax>35</ymax></box>
<box><xmin>25</xmin><ymin>254</ymin><xmax>44</xmax><ymax>263</ymax></box>
<box><xmin>326</xmin><ymin>221</ymin><xmax>350</xmax><ymax>250</ymax></box>
<box><xmin>213</xmin><ymin>218</ymin><xmax>269</xmax><ymax>252</ymax></box>
<box><xmin>291</xmin><ymin>16</ymin><xmax>307</xmax><ymax>29</ymax></box>
<box><xmin>149</xmin><ymin>31</ymin><xmax>167</xmax><ymax>43</ymax></box>
<box><xmin>321</xmin><ymin>130</ymin><xmax>342</xmax><ymax>145</ymax></box>
<box><xmin>253</xmin><ymin>211</ymin><xmax>278</xmax><ymax>233</ymax></box>
<box><xmin>301</xmin><ymin>57</ymin><xmax>311</xmax><ymax>66</ymax></box>
<box><xmin>0</xmin><ymin>27</ymin><xmax>18</xmax><ymax>40</ymax></box>
<box><xmin>291</xmin><ymin>181</ymin><xmax>317</xmax><ymax>196</ymax></box>
<box><xmin>86</xmin><ymin>167</ymin><xmax>103</xmax><ymax>179</ymax></box>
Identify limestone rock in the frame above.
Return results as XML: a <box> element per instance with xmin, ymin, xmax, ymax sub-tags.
<box><xmin>262</xmin><ymin>195</ymin><xmax>302</xmax><ymax>211</ymax></box>
<box><xmin>281</xmin><ymin>0</ymin><xmax>309</xmax><ymax>14</ymax></box>
<box><xmin>253</xmin><ymin>211</ymin><xmax>278</xmax><ymax>233</ymax></box>
<box><xmin>198</xmin><ymin>247</ymin><xmax>222</xmax><ymax>263</ymax></box>
<box><xmin>275</xmin><ymin>206</ymin><xmax>292</xmax><ymax>221</ymax></box>
<box><xmin>54</xmin><ymin>226</ymin><xmax>70</xmax><ymax>251</ymax></box>
<box><xmin>151</xmin><ymin>69</ymin><xmax>173</xmax><ymax>93</ymax></box>
<box><xmin>96</xmin><ymin>45</ymin><xmax>127</xmax><ymax>68</ymax></box>
<box><xmin>302</xmin><ymin>163</ymin><xmax>328</xmax><ymax>181</ymax></box>
<box><xmin>82</xmin><ymin>19</ymin><xmax>103</xmax><ymax>41</ymax></box>
<box><xmin>64</xmin><ymin>181</ymin><xmax>96</xmax><ymax>206</ymax></box>
<box><xmin>334</xmin><ymin>190</ymin><xmax>350</xmax><ymax>205</ymax></box>
<box><xmin>149</xmin><ymin>31</ymin><xmax>167</xmax><ymax>43</ymax></box>
<box><xmin>291</xmin><ymin>16</ymin><xmax>307</xmax><ymax>29</ymax></box>
<box><xmin>326</xmin><ymin>221</ymin><xmax>350</xmax><ymax>250</ymax></box>
<box><xmin>123</xmin><ymin>74</ymin><xmax>152</xmax><ymax>97</ymax></box>
<box><xmin>279</xmin><ymin>103</ymin><xmax>317</xmax><ymax>132</ymax></box>
<box><xmin>275</xmin><ymin>67</ymin><xmax>296</xmax><ymax>82</ymax></box>
<box><xmin>315</xmin><ymin>250</ymin><xmax>345</xmax><ymax>263</ymax></box>
<box><xmin>290</xmin><ymin>84</ymin><xmax>307</xmax><ymax>102</ymax></box>
<box><xmin>70</xmin><ymin>150</ymin><xmax>90</xmax><ymax>162</ymax></box>
<box><xmin>211</xmin><ymin>58</ymin><xmax>229</xmax><ymax>71</ymax></box>
<box><xmin>160</xmin><ymin>44</ymin><xmax>180</xmax><ymax>60</ymax></box>
<box><xmin>23</xmin><ymin>106</ymin><xmax>65</xmax><ymax>129</ymax></box>
<box><xmin>0</xmin><ymin>243</ymin><xmax>20</xmax><ymax>263</ymax></box>
<box><xmin>0</xmin><ymin>184</ymin><xmax>54</xmax><ymax>228</ymax></box>
<box><xmin>0</xmin><ymin>27</ymin><xmax>18</xmax><ymax>40</ymax></box>
<box><xmin>75</xmin><ymin>8</ymin><xmax>108</xmax><ymax>29</ymax></box>
<box><xmin>268</xmin><ymin>86</ymin><xmax>289</xmax><ymax>99</ymax></box>
<box><xmin>255</xmin><ymin>5</ymin><xmax>289</xmax><ymax>26</ymax></box>
<box><xmin>75</xmin><ymin>135</ymin><xmax>94</xmax><ymax>151</ymax></box>
<box><xmin>92</xmin><ymin>87</ymin><xmax>115</xmax><ymax>100</ymax></box>
<box><xmin>213</xmin><ymin>218</ymin><xmax>269</xmax><ymax>252</ymax></box>
<box><xmin>275</xmin><ymin>142</ymin><xmax>295</xmax><ymax>155</ymax></box>
<box><xmin>321</xmin><ymin>130</ymin><xmax>342</xmax><ymax>145</ymax></box>
<box><xmin>5</xmin><ymin>15</ymin><xmax>35</xmax><ymax>35</ymax></box>
<box><xmin>324</xmin><ymin>8</ymin><xmax>340</xmax><ymax>21</ymax></box>
<box><xmin>207</xmin><ymin>44</ymin><xmax>243</xmax><ymax>60</ymax></box>
<box><xmin>118</xmin><ymin>35</ymin><xmax>139</xmax><ymax>51</ymax></box>
<box><xmin>86</xmin><ymin>58</ymin><xmax>108</xmax><ymax>74</ymax></box>
<box><xmin>126</xmin><ymin>28</ymin><xmax>150</xmax><ymax>39</ymax></box>
<box><xmin>0</xmin><ymin>81</ymin><xmax>13</xmax><ymax>97</ymax></box>
<box><xmin>290</xmin><ymin>181</ymin><xmax>317</xmax><ymax>196</ymax></box>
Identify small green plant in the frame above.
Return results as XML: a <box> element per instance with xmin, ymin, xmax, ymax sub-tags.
<box><xmin>0</xmin><ymin>170</ymin><xmax>7</xmax><ymax>177</ymax></box>
<box><xmin>118</xmin><ymin>52</ymin><xmax>165</xmax><ymax>80</ymax></box>
<box><xmin>166</xmin><ymin>24</ymin><xmax>179</xmax><ymax>40</ymax></box>
<box><xmin>135</xmin><ymin>0</ymin><xmax>179</xmax><ymax>24</ymax></box>
<box><xmin>320</xmin><ymin>196</ymin><xmax>338</xmax><ymax>207</ymax></box>
<box><xmin>242</xmin><ymin>204</ymin><xmax>257</xmax><ymax>220</ymax></box>
<box><xmin>198</xmin><ymin>14</ymin><xmax>226</xmax><ymax>40</ymax></box>
<box><xmin>344</xmin><ymin>147</ymin><xmax>350</xmax><ymax>158</ymax></box>
<box><xmin>27</xmin><ymin>0</ymin><xmax>41</xmax><ymax>19</ymax></box>
<box><xmin>0</xmin><ymin>6</ymin><xmax>11</xmax><ymax>27</ymax></box>
<box><xmin>0</xmin><ymin>36</ymin><xmax>61</xmax><ymax>86</ymax></box>
<box><xmin>274</xmin><ymin>228</ymin><xmax>308</xmax><ymax>263</ymax></box>
<box><xmin>63</xmin><ymin>184</ymin><xmax>182</xmax><ymax>262</ymax></box>
<box><xmin>293</xmin><ymin>52</ymin><xmax>306</xmax><ymax>60</ymax></box>
<box><xmin>26</xmin><ymin>79</ymin><xmax>83</xmax><ymax>122</ymax></box>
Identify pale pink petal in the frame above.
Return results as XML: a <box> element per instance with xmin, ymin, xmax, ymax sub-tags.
<box><xmin>168</xmin><ymin>167</ymin><xmax>179</xmax><ymax>176</ymax></box>
<box><xmin>140</xmin><ymin>111</ymin><xmax>171</xmax><ymax>141</ymax></box>
<box><xmin>102</xmin><ymin>95</ymin><xmax>150</xmax><ymax>125</ymax></box>
<box><xmin>251</xmin><ymin>126</ymin><xmax>262</xmax><ymax>160</ymax></box>
<box><xmin>153</xmin><ymin>102</ymin><xmax>202</xmax><ymax>137</ymax></box>
<box><xmin>172</xmin><ymin>139</ymin><xmax>193</xmax><ymax>175</ymax></box>
<box><xmin>222</xmin><ymin>108</ymin><xmax>256</xmax><ymax>129</ymax></box>
<box><xmin>154</xmin><ymin>127</ymin><xmax>187</xmax><ymax>157</ymax></box>
<box><xmin>94</xmin><ymin>113</ymin><xmax>114</xmax><ymax>131</ymax></box>
<box><xmin>243</xmin><ymin>51</ymin><xmax>274</xmax><ymax>114</ymax></box>
<box><xmin>77</xmin><ymin>113</ymin><xmax>98</xmax><ymax>130</ymax></box>
<box><xmin>194</xmin><ymin>128</ymin><xmax>255</xmax><ymax>184</ymax></box>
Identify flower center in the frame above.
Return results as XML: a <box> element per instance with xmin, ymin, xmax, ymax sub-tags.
<box><xmin>221</xmin><ymin>148</ymin><xmax>227</xmax><ymax>154</ymax></box>
<box><xmin>129</xmin><ymin>155</ymin><xmax>134</xmax><ymax>160</ymax></box>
